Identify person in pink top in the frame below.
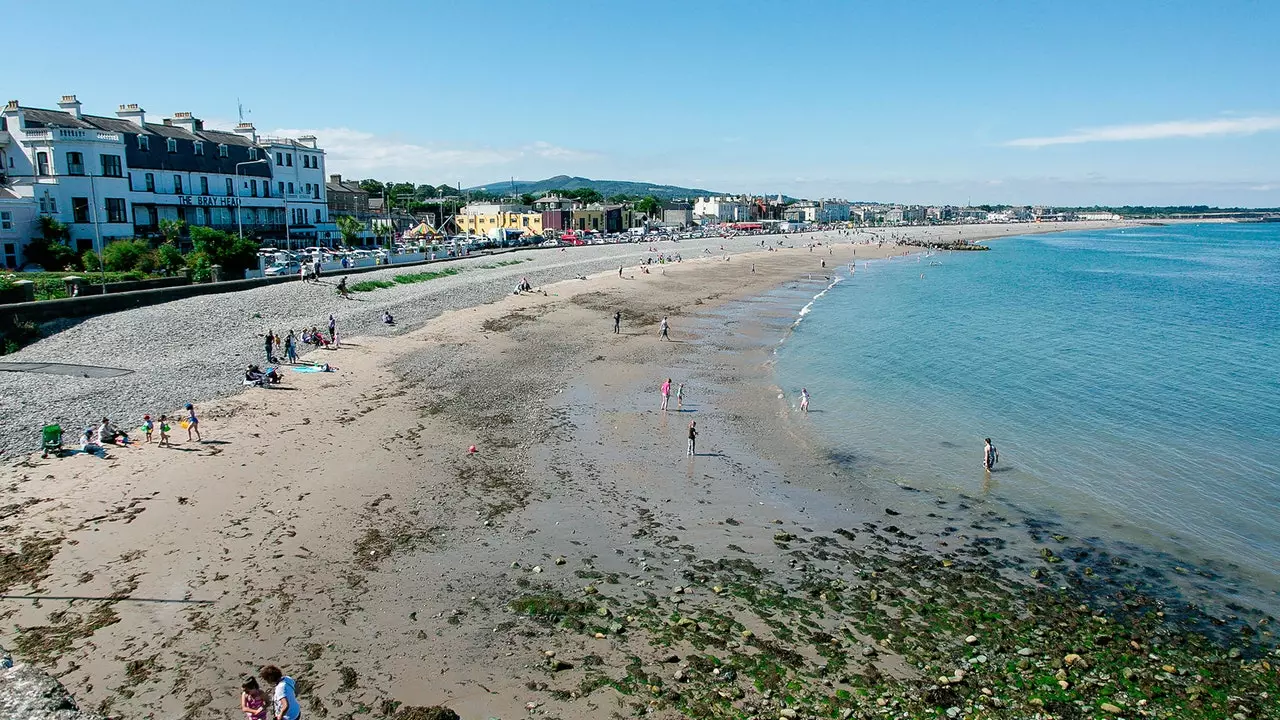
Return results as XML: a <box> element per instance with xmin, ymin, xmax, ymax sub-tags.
<box><xmin>240</xmin><ymin>677</ymin><xmax>267</xmax><ymax>720</ymax></box>
<box><xmin>660</xmin><ymin>378</ymin><xmax>672</xmax><ymax>411</ymax></box>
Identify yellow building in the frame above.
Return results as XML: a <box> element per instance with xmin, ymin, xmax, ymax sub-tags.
<box><xmin>454</xmin><ymin>203</ymin><xmax>544</xmax><ymax>236</ymax></box>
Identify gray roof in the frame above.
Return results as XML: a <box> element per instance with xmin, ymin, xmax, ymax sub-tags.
<box><xmin>18</xmin><ymin>107</ymin><xmax>95</xmax><ymax>129</ymax></box>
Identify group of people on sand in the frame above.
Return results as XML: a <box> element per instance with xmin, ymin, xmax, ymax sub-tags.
<box><xmin>265</xmin><ymin>315</ymin><xmax>341</xmax><ymax>364</ymax></box>
<box><xmin>240</xmin><ymin>665</ymin><xmax>301</xmax><ymax>720</ymax></box>
<box><xmin>77</xmin><ymin>403</ymin><xmax>200</xmax><ymax>456</ymax></box>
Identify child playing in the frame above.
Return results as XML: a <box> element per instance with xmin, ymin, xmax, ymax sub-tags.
<box><xmin>240</xmin><ymin>677</ymin><xmax>267</xmax><ymax>720</ymax></box>
<box><xmin>158</xmin><ymin>415</ymin><xmax>171</xmax><ymax>447</ymax></box>
<box><xmin>184</xmin><ymin>403</ymin><xmax>201</xmax><ymax>442</ymax></box>
<box><xmin>142</xmin><ymin>415</ymin><xmax>154</xmax><ymax>443</ymax></box>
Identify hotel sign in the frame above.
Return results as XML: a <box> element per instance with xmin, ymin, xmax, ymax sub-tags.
<box><xmin>178</xmin><ymin>195</ymin><xmax>242</xmax><ymax>207</ymax></box>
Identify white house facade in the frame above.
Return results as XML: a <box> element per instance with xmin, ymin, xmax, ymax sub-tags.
<box><xmin>0</xmin><ymin>95</ymin><xmax>336</xmax><ymax>269</ymax></box>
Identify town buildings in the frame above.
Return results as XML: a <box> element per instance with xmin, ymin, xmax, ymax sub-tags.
<box><xmin>454</xmin><ymin>202</ymin><xmax>544</xmax><ymax>237</ymax></box>
<box><xmin>0</xmin><ymin>95</ymin><xmax>335</xmax><ymax>268</ymax></box>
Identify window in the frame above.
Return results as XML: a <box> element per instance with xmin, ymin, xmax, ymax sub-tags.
<box><xmin>313</xmin><ymin>185</ymin><xmax>320</xmax><ymax>200</ymax></box>
<box><xmin>138</xmin><ymin>134</ymin><xmax>150</xmax><ymax>151</ymax></box>
<box><xmin>218</xmin><ymin>144</ymin><xmax>228</xmax><ymax>158</ymax></box>
<box><xmin>167</xmin><ymin>137</ymin><xmax>178</xmax><ymax>153</ymax></box>
<box><xmin>278</xmin><ymin>181</ymin><xmax>285</xmax><ymax>195</ymax></box>
<box><xmin>38</xmin><ymin>197</ymin><xmax>47</xmax><ymax>213</ymax></box>
<box><xmin>66</xmin><ymin>152</ymin><xmax>85</xmax><ymax>175</ymax></box>
<box><xmin>286</xmin><ymin>154</ymin><xmax>293</xmax><ymax>167</ymax></box>
<box><xmin>194</xmin><ymin>140</ymin><xmax>204</xmax><ymax>156</ymax></box>
<box><xmin>174</xmin><ymin>175</ymin><xmax>184</xmax><ymax>194</ymax></box>
<box><xmin>276</xmin><ymin>152</ymin><xmax>284</xmax><ymax>166</ymax></box>
<box><xmin>72</xmin><ymin>197</ymin><xmax>90</xmax><ymax>223</ymax></box>
<box><xmin>200</xmin><ymin>176</ymin><xmax>209</xmax><ymax>195</ymax></box>
<box><xmin>305</xmin><ymin>183</ymin><xmax>311</xmax><ymax>194</ymax></box>
<box><xmin>36</xmin><ymin>152</ymin><xmax>50</xmax><ymax>175</ymax></box>
<box><xmin>287</xmin><ymin>182</ymin><xmax>294</xmax><ymax>194</ymax></box>
<box><xmin>249</xmin><ymin>147</ymin><xmax>258</xmax><ymax>160</ymax></box>
<box><xmin>251</xmin><ymin>179</ymin><xmax>258</xmax><ymax>197</ymax></box>
<box><xmin>314</xmin><ymin>208</ymin><xmax>321</xmax><ymax>222</ymax></box>
<box><xmin>226</xmin><ymin>178</ymin><xmax>234</xmax><ymax>196</ymax></box>
<box><xmin>145</xmin><ymin>173</ymin><xmax>155</xmax><ymax>192</ymax></box>
<box><xmin>1</xmin><ymin>211</ymin><xmax>11</xmax><ymax>230</ymax></box>
<box><xmin>101</xmin><ymin>154</ymin><xmax>122</xmax><ymax>177</ymax></box>
<box><xmin>105</xmin><ymin>198</ymin><xmax>127</xmax><ymax>223</ymax></box>
<box><xmin>49</xmin><ymin>197</ymin><xmax>57</xmax><ymax>214</ymax></box>
<box><xmin>262</xmin><ymin>182</ymin><xmax>269</xmax><ymax>198</ymax></box>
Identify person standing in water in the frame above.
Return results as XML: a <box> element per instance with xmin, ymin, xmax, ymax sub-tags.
<box><xmin>687</xmin><ymin>420</ymin><xmax>698</xmax><ymax>457</ymax></box>
<box><xmin>983</xmin><ymin>438</ymin><xmax>999</xmax><ymax>471</ymax></box>
<box><xmin>800</xmin><ymin>388</ymin><xmax>810</xmax><ymax>413</ymax></box>
<box><xmin>676</xmin><ymin>382</ymin><xmax>685</xmax><ymax>410</ymax></box>
<box><xmin>659</xmin><ymin>316</ymin><xmax>670</xmax><ymax>341</ymax></box>
<box><xmin>660</xmin><ymin>378</ymin><xmax>672</xmax><ymax>411</ymax></box>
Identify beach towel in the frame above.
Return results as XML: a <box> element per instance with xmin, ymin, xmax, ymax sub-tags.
<box><xmin>292</xmin><ymin>365</ymin><xmax>327</xmax><ymax>373</ymax></box>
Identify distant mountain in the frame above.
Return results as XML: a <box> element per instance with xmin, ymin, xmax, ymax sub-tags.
<box><xmin>467</xmin><ymin>175</ymin><xmax>722</xmax><ymax>201</ymax></box>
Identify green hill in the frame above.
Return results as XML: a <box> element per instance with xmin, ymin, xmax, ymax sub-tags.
<box><xmin>467</xmin><ymin>175</ymin><xmax>721</xmax><ymax>201</ymax></box>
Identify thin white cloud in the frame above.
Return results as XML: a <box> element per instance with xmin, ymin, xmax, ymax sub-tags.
<box><xmin>269</xmin><ymin>127</ymin><xmax>598</xmax><ymax>179</ymax></box>
<box><xmin>1006</xmin><ymin>116</ymin><xmax>1280</xmax><ymax>148</ymax></box>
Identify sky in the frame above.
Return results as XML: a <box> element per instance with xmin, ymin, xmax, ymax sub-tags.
<box><xmin>7</xmin><ymin>0</ymin><xmax>1279</xmax><ymax>206</ymax></box>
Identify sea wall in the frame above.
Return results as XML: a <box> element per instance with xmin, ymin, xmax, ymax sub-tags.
<box><xmin>0</xmin><ymin>660</ymin><xmax>106</xmax><ymax>720</ymax></box>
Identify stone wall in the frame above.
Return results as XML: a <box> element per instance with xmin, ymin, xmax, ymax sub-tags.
<box><xmin>0</xmin><ymin>661</ymin><xmax>106</xmax><ymax>720</ymax></box>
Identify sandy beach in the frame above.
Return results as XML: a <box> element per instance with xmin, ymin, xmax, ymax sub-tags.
<box><xmin>3</xmin><ymin>221</ymin><xmax>1276</xmax><ymax>720</ymax></box>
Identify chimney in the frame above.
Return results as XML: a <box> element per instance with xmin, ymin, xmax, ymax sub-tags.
<box><xmin>57</xmin><ymin>94</ymin><xmax>83</xmax><ymax>119</ymax></box>
<box><xmin>298</xmin><ymin>134</ymin><xmax>317</xmax><ymax>149</ymax></box>
<box><xmin>233</xmin><ymin>121</ymin><xmax>257</xmax><ymax>143</ymax></box>
<box><xmin>116</xmin><ymin>103</ymin><xmax>147</xmax><ymax>127</ymax></box>
<box><xmin>329</xmin><ymin>174</ymin><xmax>342</xmax><ymax>183</ymax></box>
<box><xmin>1</xmin><ymin>100</ymin><xmax>21</xmax><ymax>129</ymax></box>
<box><xmin>169</xmin><ymin>111</ymin><xmax>202</xmax><ymax>134</ymax></box>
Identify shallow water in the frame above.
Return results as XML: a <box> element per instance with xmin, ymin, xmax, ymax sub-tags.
<box><xmin>773</xmin><ymin>224</ymin><xmax>1280</xmax><ymax>599</ymax></box>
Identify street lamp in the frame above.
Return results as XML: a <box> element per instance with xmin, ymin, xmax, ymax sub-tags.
<box><xmin>85</xmin><ymin>171</ymin><xmax>107</xmax><ymax>293</ymax></box>
<box><xmin>235</xmin><ymin>158</ymin><xmax>271</xmax><ymax>242</ymax></box>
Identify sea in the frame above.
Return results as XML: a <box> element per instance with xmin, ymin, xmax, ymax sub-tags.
<box><xmin>773</xmin><ymin>223</ymin><xmax>1280</xmax><ymax>604</ymax></box>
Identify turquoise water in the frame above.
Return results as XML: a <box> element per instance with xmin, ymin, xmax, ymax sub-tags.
<box><xmin>776</xmin><ymin>224</ymin><xmax>1280</xmax><ymax>594</ymax></box>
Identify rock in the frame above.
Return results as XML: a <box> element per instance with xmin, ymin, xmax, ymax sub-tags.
<box><xmin>779</xmin><ymin>710</ymin><xmax>798</xmax><ymax>719</ymax></box>
<box><xmin>583</xmin><ymin>585</ymin><xmax>598</xmax><ymax>594</ymax></box>
<box><xmin>0</xmin><ymin>663</ymin><xmax>107</xmax><ymax>720</ymax></box>
<box><xmin>674</xmin><ymin>669</ymin><xmax>688</xmax><ymax>682</ymax></box>
<box><xmin>741</xmin><ymin>630</ymin><xmax>754</xmax><ymax>639</ymax></box>
<box><xmin>1064</xmin><ymin>653</ymin><xmax>1085</xmax><ymax>667</ymax></box>
<box><xmin>396</xmin><ymin>702</ymin><xmax>468</xmax><ymax>712</ymax></box>
<box><xmin>1017</xmin><ymin>648</ymin><xmax>1034</xmax><ymax>657</ymax></box>
<box><xmin>549</xmin><ymin>659</ymin><xmax>574</xmax><ymax>672</ymax></box>
<box><xmin>662</xmin><ymin>654</ymin><xmax>681</xmax><ymax>664</ymax></box>
<box><xmin>1228</xmin><ymin>647</ymin><xmax>1242</xmax><ymax>659</ymax></box>
<box><xmin>712</xmin><ymin>585</ymin><xmax>724</xmax><ymax>594</ymax></box>
<box><xmin>1100</xmin><ymin>702</ymin><xmax>1123</xmax><ymax>714</ymax></box>
<box><xmin>393</xmin><ymin>707</ymin><xmax>461</xmax><ymax>720</ymax></box>
<box><xmin>946</xmin><ymin>707</ymin><xmax>960</xmax><ymax>719</ymax></box>
<box><xmin>965</xmin><ymin>635</ymin><xmax>978</xmax><ymax>644</ymax></box>
<box><xmin>861</xmin><ymin>646</ymin><xmax>878</xmax><ymax>658</ymax></box>
<box><xmin>532</xmin><ymin>565</ymin><xmax>543</xmax><ymax>573</ymax></box>
<box><xmin>773</xmin><ymin>532</ymin><xmax>796</xmax><ymax>542</ymax></box>
<box><xmin>554</xmin><ymin>556</ymin><xmax>566</xmax><ymax>565</ymax></box>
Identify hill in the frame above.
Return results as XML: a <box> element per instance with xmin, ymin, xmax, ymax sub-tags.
<box><xmin>467</xmin><ymin>175</ymin><xmax>722</xmax><ymax>201</ymax></box>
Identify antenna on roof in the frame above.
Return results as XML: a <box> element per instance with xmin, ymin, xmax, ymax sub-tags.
<box><xmin>237</xmin><ymin>99</ymin><xmax>244</xmax><ymax>123</ymax></box>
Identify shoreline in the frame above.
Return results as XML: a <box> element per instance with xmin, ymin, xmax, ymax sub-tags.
<box><xmin>3</xmin><ymin>221</ymin><xmax>1275</xmax><ymax>719</ymax></box>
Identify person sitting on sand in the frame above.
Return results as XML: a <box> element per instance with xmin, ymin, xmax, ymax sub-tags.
<box><xmin>383</xmin><ymin>311</ymin><xmax>395</xmax><ymax>325</ymax></box>
<box><xmin>97</xmin><ymin>417</ymin><xmax>128</xmax><ymax>445</ymax></box>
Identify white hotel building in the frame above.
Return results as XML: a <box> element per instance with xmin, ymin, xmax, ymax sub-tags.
<box><xmin>0</xmin><ymin>95</ymin><xmax>335</xmax><ymax>269</ymax></box>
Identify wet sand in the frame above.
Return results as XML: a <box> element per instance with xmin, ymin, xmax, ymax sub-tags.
<box><xmin>2</xmin><ymin>223</ymin><xmax>1275</xmax><ymax>720</ymax></box>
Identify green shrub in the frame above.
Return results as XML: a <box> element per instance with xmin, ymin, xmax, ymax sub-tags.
<box><xmin>100</xmin><ymin>239</ymin><xmax>153</xmax><ymax>272</ymax></box>
<box><xmin>157</xmin><ymin>244</ymin><xmax>186</xmax><ymax>274</ymax></box>
<box><xmin>81</xmin><ymin>249</ymin><xmax>102</xmax><ymax>272</ymax></box>
<box><xmin>186</xmin><ymin>251</ymin><xmax>213</xmax><ymax>283</ymax></box>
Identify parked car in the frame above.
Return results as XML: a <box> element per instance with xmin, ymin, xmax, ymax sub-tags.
<box><xmin>264</xmin><ymin>261</ymin><xmax>301</xmax><ymax>276</ymax></box>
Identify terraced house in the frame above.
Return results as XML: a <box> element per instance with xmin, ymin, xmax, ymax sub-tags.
<box><xmin>0</xmin><ymin>95</ymin><xmax>336</xmax><ymax>268</ymax></box>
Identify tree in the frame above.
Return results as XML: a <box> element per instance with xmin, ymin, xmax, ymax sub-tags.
<box><xmin>188</xmin><ymin>226</ymin><xmax>260</xmax><ymax>278</ymax></box>
<box><xmin>336</xmin><ymin>215</ymin><xmax>364</xmax><ymax>248</ymax></box>
<box><xmin>23</xmin><ymin>217</ymin><xmax>79</xmax><ymax>270</ymax></box>
<box><xmin>359</xmin><ymin>179</ymin><xmax>386</xmax><ymax>196</ymax></box>
<box><xmin>101</xmin><ymin>239</ymin><xmax>152</xmax><ymax>272</ymax></box>
<box><xmin>159</xmin><ymin>219</ymin><xmax>185</xmax><ymax>246</ymax></box>
<box><xmin>636</xmin><ymin>195</ymin><xmax>662</xmax><ymax>217</ymax></box>
<box><xmin>436</xmin><ymin>184</ymin><xmax>458</xmax><ymax>197</ymax></box>
<box><xmin>416</xmin><ymin>184</ymin><xmax>439</xmax><ymax>199</ymax></box>
<box><xmin>157</xmin><ymin>244</ymin><xmax>186</xmax><ymax>274</ymax></box>
<box><xmin>520</xmin><ymin>193</ymin><xmax>536</xmax><ymax>206</ymax></box>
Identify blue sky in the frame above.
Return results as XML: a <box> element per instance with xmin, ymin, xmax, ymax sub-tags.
<box><xmin>7</xmin><ymin>0</ymin><xmax>1278</xmax><ymax>206</ymax></box>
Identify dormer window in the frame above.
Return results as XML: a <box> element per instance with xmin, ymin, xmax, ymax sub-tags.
<box><xmin>138</xmin><ymin>135</ymin><xmax>149</xmax><ymax>151</ymax></box>
<box><xmin>166</xmin><ymin>138</ymin><xmax>177</xmax><ymax>153</ymax></box>
<box><xmin>218</xmin><ymin>144</ymin><xmax>228</xmax><ymax>158</ymax></box>
<box><xmin>249</xmin><ymin>147</ymin><xmax>258</xmax><ymax>160</ymax></box>
<box><xmin>194</xmin><ymin>141</ymin><xmax>204</xmax><ymax>156</ymax></box>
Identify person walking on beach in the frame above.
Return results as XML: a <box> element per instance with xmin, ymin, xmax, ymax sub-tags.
<box><xmin>158</xmin><ymin>415</ymin><xmax>171</xmax><ymax>447</ymax></box>
<box><xmin>328</xmin><ymin>314</ymin><xmax>336</xmax><ymax>340</ymax></box>
<box><xmin>259</xmin><ymin>666</ymin><xmax>301</xmax><ymax>720</ymax></box>
<box><xmin>613</xmin><ymin>310</ymin><xmax>621</xmax><ymax>334</ymax></box>
<box><xmin>285</xmin><ymin>331</ymin><xmax>298</xmax><ymax>364</ymax></box>
<box><xmin>660</xmin><ymin>378</ymin><xmax>672</xmax><ymax>411</ymax></box>
<box><xmin>659</xmin><ymin>316</ymin><xmax>670</xmax><ymax>341</ymax></box>
<box><xmin>677</xmin><ymin>382</ymin><xmax>685</xmax><ymax>410</ymax></box>
<box><xmin>240</xmin><ymin>677</ymin><xmax>268</xmax><ymax>720</ymax></box>
<box><xmin>800</xmin><ymin>387</ymin><xmax>810</xmax><ymax>413</ymax></box>
<box><xmin>687</xmin><ymin>420</ymin><xmax>698</xmax><ymax>457</ymax></box>
<box><xmin>264</xmin><ymin>331</ymin><xmax>277</xmax><ymax>364</ymax></box>
<box><xmin>618</xmin><ymin>265</ymin><xmax>623</xmax><ymax>278</ymax></box>
<box><xmin>184</xmin><ymin>403</ymin><xmax>201</xmax><ymax>443</ymax></box>
<box><xmin>983</xmin><ymin>438</ymin><xmax>999</xmax><ymax>471</ymax></box>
